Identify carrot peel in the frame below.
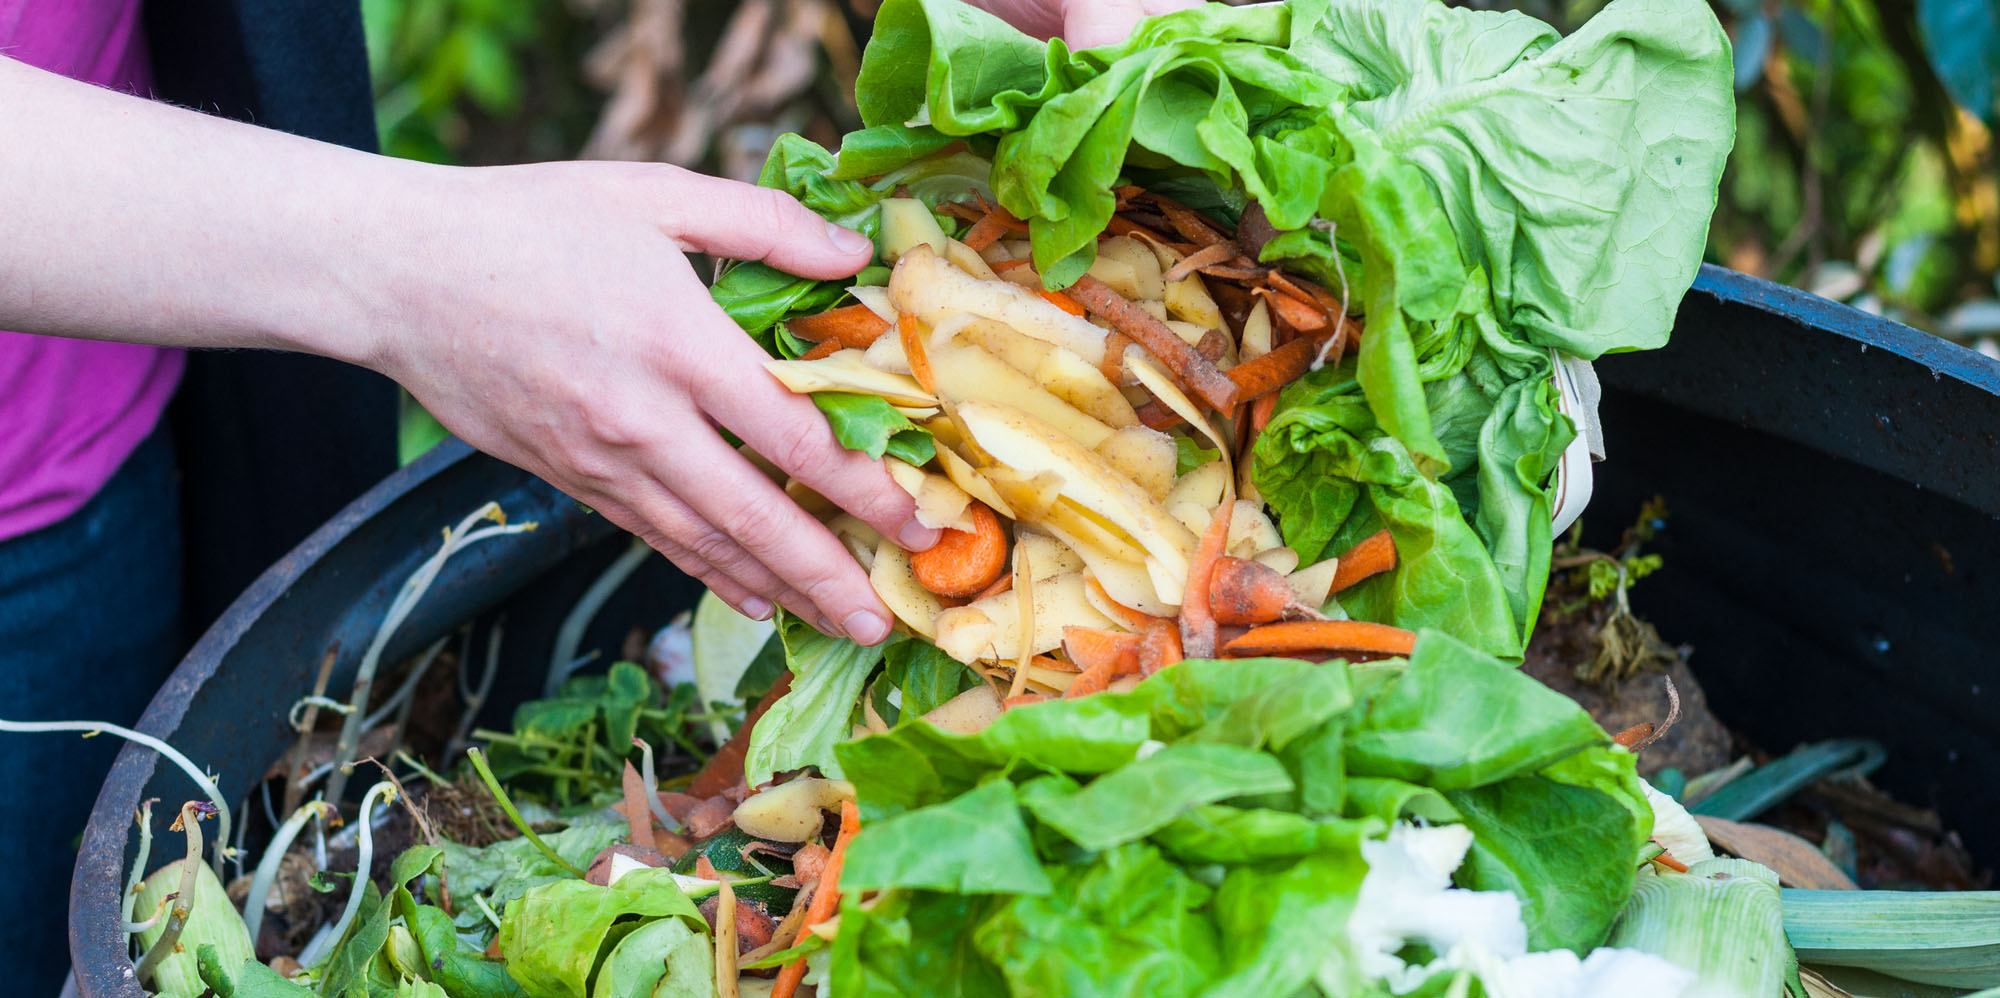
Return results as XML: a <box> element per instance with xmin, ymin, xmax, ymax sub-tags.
<box><xmin>1222</xmin><ymin>620</ymin><xmax>1418</xmax><ymax>659</ymax></box>
<box><xmin>1179</xmin><ymin>497</ymin><xmax>1235</xmax><ymax>659</ymax></box>
<box><xmin>899</xmin><ymin>313</ymin><xmax>936</xmax><ymax>395</ymax></box>
<box><xmin>1329</xmin><ymin>530</ymin><xmax>1397</xmax><ymax>592</ymax></box>
<box><xmin>786</xmin><ymin>304</ymin><xmax>890</xmax><ymax>349</ymax></box>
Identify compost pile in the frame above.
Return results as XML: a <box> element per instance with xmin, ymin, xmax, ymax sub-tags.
<box><xmin>30</xmin><ymin>1</ymin><xmax>2000</xmax><ymax>997</ymax></box>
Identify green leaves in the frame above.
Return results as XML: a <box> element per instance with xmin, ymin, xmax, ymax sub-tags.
<box><xmin>828</xmin><ymin>632</ymin><xmax>1647</xmax><ymax>996</ymax></box>
<box><xmin>1023</xmin><ymin>743</ymin><xmax>1295</xmax><ymax>850</ymax></box>
<box><xmin>744</xmin><ymin>614</ymin><xmax>890</xmax><ymax>785</ymax></box>
<box><xmin>841</xmin><ymin>779</ymin><xmax>1053</xmax><ymax>894</ymax></box>
<box><xmin>811</xmin><ymin>393</ymin><xmax>936</xmax><ymax>465</ymax></box>
<box><xmin>1344</xmin><ymin>630</ymin><xmax>1609</xmax><ymax>788</ymax></box>
<box><xmin>881</xmin><ymin>638</ymin><xmax>981</xmax><ymax>718</ymax></box>
<box><xmin>497</xmin><ymin>868</ymin><xmax>708</xmax><ymax>998</ymax></box>
<box><xmin>1445</xmin><ymin>776</ymin><xmax>1643</xmax><ymax>953</ymax></box>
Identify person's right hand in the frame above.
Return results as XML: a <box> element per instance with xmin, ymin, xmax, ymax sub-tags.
<box><xmin>366</xmin><ymin>161</ymin><xmax>938</xmax><ymax>644</ymax></box>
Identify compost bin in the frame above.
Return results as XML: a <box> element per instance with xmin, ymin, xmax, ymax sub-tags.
<box><xmin>67</xmin><ymin>265</ymin><xmax>2000</xmax><ymax>996</ymax></box>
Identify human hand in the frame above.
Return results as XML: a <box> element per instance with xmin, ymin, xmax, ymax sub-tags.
<box><xmin>966</xmin><ymin>0</ymin><xmax>1207</xmax><ymax>48</ymax></box>
<box><xmin>369</xmin><ymin>162</ymin><xmax>938</xmax><ymax>644</ymax></box>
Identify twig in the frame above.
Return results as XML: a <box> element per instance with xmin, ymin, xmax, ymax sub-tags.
<box><xmin>1631</xmin><ymin>676</ymin><xmax>1682</xmax><ymax>753</ymax></box>
<box><xmin>364</xmin><ymin>635</ymin><xmax>452</xmax><ymax>734</ymax></box>
<box><xmin>283</xmin><ymin>647</ymin><xmax>340</xmax><ymax>817</ymax></box>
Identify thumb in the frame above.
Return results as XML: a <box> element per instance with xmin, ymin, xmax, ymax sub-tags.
<box><xmin>1062</xmin><ymin>0</ymin><xmax>1204</xmax><ymax>49</ymax></box>
<box><xmin>660</xmin><ymin>168</ymin><xmax>874</xmax><ymax>280</ymax></box>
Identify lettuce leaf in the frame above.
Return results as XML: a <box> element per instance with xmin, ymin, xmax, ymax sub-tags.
<box><xmin>810</xmin><ymin>392</ymin><xmax>936</xmax><ymax>465</ymax></box>
<box><xmin>744</xmin><ymin>614</ymin><xmax>887</xmax><ymax>786</ymax></box>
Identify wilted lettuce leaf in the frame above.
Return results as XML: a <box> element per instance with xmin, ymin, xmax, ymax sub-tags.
<box><xmin>745</xmin><ymin>613</ymin><xmax>888</xmax><ymax>785</ymax></box>
<box><xmin>496</xmin><ymin>869</ymin><xmax>707</xmax><ymax>998</ymax></box>
<box><xmin>810</xmin><ymin>392</ymin><xmax>936</xmax><ymax>465</ymax></box>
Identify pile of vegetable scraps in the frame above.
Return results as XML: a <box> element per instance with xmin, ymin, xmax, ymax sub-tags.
<box><xmin>78</xmin><ymin>2</ymin><xmax>2000</xmax><ymax>998</ymax></box>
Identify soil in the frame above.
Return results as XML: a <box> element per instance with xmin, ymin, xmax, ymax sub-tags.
<box><xmin>1522</xmin><ymin>580</ymin><xmax>1732</xmax><ymax>780</ymax></box>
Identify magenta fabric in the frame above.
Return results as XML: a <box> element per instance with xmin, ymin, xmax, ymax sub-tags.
<box><xmin>0</xmin><ymin>0</ymin><xmax>183</xmax><ymax>541</ymax></box>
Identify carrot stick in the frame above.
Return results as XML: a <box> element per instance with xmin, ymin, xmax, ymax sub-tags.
<box><xmin>1228</xmin><ymin>337</ymin><xmax>1319</xmax><ymax>402</ymax></box>
<box><xmin>1222</xmin><ymin>620</ymin><xmax>1418</xmax><ymax>659</ymax></box>
<box><xmin>1251</xmin><ymin>392</ymin><xmax>1278</xmax><ymax>435</ymax></box>
<box><xmin>798</xmin><ymin>338</ymin><xmax>843</xmax><ymax>361</ymax></box>
<box><xmin>1208</xmin><ymin>556</ymin><xmax>1317</xmax><ymax>626</ymax></box>
<box><xmin>898</xmin><ymin>313</ymin><xmax>936</xmax><ymax>395</ymax></box>
<box><xmin>1138</xmin><ymin>618</ymin><xmax>1184</xmax><ymax>676</ymax></box>
<box><xmin>973</xmin><ymin>195</ymin><xmax>1031</xmax><ymax>232</ymax></box>
<box><xmin>621</xmin><ymin>761</ymin><xmax>657</xmax><ymax>853</ymax></box>
<box><xmin>1651</xmin><ymin>851</ymin><xmax>1691</xmax><ymax>873</ymax></box>
<box><xmin>1259</xmin><ymin>287</ymin><xmax>1329</xmax><ymax>331</ymax></box>
<box><xmin>1162</xmin><ymin>244</ymin><xmax>1237</xmax><ymax>283</ymax></box>
<box><xmin>773</xmin><ymin>801</ymin><xmax>859</xmax><ymax>998</ymax></box>
<box><xmin>785</xmin><ymin>304</ymin><xmax>890</xmax><ymax>348</ymax></box>
<box><xmin>960</xmin><ymin>212</ymin><xmax>1014</xmax><ymax>252</ymax></box>
<box><xmin>1061</xmin><ymin>626</ymin><xmax>1143</xmax><ymax>676</ymax></box>
<box><xmin>1330</xmin><ymin>530</ymin><xmax>1397</xmax><ymax>592</ymax></box>
<box><xmin>1067</xmin><ymin>275</ymin><xmax>1240</xmax><ymax>411</ymax></box>
<box><xmin>690</xmin><ymin>672</ymin><xmax>793</xmax><ymax>798</ymax></box>
<box><xmin>910</xmin><ymin>502</ymin><xmax>1008</xmax><ymax>598</ymax></box>
<box><xmin>1179</xmin><ymin>497</ymin><xmax>1235</xmax><ymax>659</ymax></box>
<box><xmin>1037</xmin><ymin>289</ymin><xmax>1089</xmax><ymax>317</ymax></box>
<box><xmin>1084</xmin><ymin>577</ymin><xmax>1156</xmax><ymax>631</ymax></box>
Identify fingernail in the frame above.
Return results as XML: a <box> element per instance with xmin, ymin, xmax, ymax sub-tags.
<box><xmin>741</xmin><ymin>597</ymin><xmax>773</xmax><ymax>621</ymax></box>
<box><xmin>843</xmin><ymin>611</ymin><xmax>891</xmax><ymax>645</ymax></box>
<box><xmin>825</xmin><ymin>222</ymin><xmax>873</xmax><ymax>256</ymax></box>
<box><xmin>898</xmin><ymin>520</ymin><xmax>942</xmax><ymax>551</ymax></box>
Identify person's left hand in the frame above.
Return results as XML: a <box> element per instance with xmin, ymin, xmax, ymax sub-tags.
<box><xmin>966</xmin><ymin>0</ymin><xmax>1207</xmax><ymax>49</ymax></box>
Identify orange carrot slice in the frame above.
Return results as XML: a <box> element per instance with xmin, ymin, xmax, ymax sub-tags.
<box><xmin>786</xmin><ymin>304</ymin><xmax>890</xmax><ymax>349</ymax></box>
<box><xmin>1222</xmin><ymin>620</ymin><xmax>1417</xmax><ymax>659</ymax></box>
<box><xmin>1330</xmin><ymin>530</ymin><xmax>1397</xmax><ymax>592</ymax></box>
<box><xmin>909</xmin><ymin>502</ymin><xmax>1007</xmax><ymax>598</ymax></box>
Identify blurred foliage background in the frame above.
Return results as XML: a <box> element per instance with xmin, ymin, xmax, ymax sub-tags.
<box><xmin>362</xmin><ymin>0</ymin><xmax>2000</xmax><ymax>357</ymax></box>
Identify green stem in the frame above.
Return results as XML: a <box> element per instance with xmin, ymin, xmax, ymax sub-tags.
<box><xmin>467</xmin><ymin>749</ymin><xmax>586</xmax><ymax>879</ymax></box>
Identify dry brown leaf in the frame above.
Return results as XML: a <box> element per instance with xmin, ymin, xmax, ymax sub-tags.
<box><xmin>1695</xmin><ymin>814</ymin><xmax>1859</xmax><ymax>890</ymax></box>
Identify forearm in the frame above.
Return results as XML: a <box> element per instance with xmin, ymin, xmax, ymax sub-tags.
<box><xmin>0</xmin><ymin>55</ymin><xmax>431</xmax><ymax>367</ymax></box>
